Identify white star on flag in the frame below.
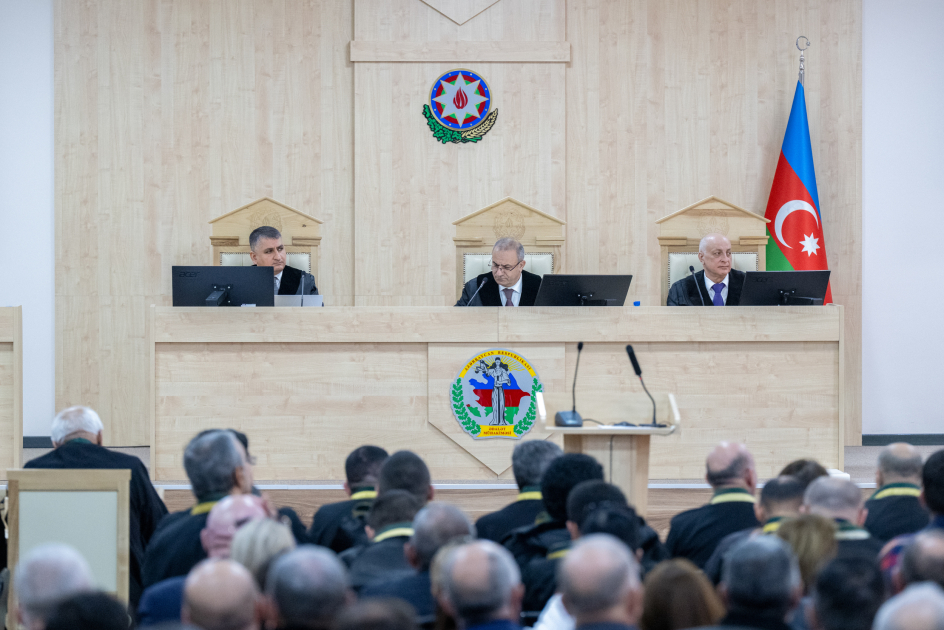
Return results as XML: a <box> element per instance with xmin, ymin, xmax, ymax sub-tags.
<box><xmin>434</xmin><ymin>76</ymin><xmax>487</xmax><ymax>126</ymax></box>
<box><xmin>800</xmin><ymin>233</ymin><xmax>820</xmax><ymax>256</ymax></box>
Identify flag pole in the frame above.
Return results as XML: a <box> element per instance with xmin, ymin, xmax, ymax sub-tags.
<box><xmin>796</xmin><ymin>36</ymin><xmax>810</xmax><ymax>86</ymax></box>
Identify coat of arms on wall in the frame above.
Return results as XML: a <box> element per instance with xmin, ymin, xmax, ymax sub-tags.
<box><xmin>451</xmin><ymin>349</ymin><xmax>542</xmax><ymax>439</ymax></box>
<box><xmin>423</xmin><ymin>69</ymin><xmax>499</xmax><ymax>144</ymax></box>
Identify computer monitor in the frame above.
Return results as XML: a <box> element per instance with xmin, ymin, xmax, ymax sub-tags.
<box><xmin>172</xmin><ymin>266</ymin><xmax>275</xmax><ymax>307</ymax></box>
<box><xmin>739</xmin><ymin>270</ymin><xmax>831</xmax><ymax>306</ymax></box>
<box><xmin>533</xmin><ymin>274</ymin><xmax>633</xmax><ymax>306</ymax></box>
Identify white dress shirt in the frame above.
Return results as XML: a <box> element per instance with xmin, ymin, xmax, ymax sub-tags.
<box><xmin>273</xmin><ymin>270</ymin><xmax>284</xmax><ymax>293</ymax></box>
<box><xmin>703</xmin><ymin>272</ymin><xmax>729</xmax><ymax>305</ymax></box>
<box><xmin>499</xmin><ymin>274</ymin><xmax>523</xmax><ymax>306</ymax></box>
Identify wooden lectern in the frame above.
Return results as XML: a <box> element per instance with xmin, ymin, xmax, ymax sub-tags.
<box><xmin>542</xmin><ymin>392</ymin><xmax>680</xmax><ymax>517</ymax></box>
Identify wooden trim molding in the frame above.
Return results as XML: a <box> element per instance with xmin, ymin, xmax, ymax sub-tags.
<box><xmin>350</xmin><ymin>41</ymin><xmax>571</xmax><ymax>63</ymax></box>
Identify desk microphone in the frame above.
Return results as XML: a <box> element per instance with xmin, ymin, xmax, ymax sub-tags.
<box><xmin>465</xmin><ymin>277</ymin><xmax>488</xmax><ymax>306</ymax></box>
<box><xmin>555</xmin><ymin>342</ymin><xmax>584</xmax><ymax>427</ymax></box>
<box><xmin>690</xmin><ymin>265</ymin><xmax>705</xmax><ymax>306</ymax></box>
<box><xmin>626</xmin><ymin>345</ymin><xmax>661</xmax><ymax>426</ymax></box>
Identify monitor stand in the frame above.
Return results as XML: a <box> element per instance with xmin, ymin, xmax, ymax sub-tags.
<box><xmin>205</xmin><ymin>284</ymin><xmax>231</xmax><ymax>306</ymax></box>
<box><xmin>576</xmin><ymin>293</ymin><xmax>618</xmax><ymax>307</ymax></box>
<box><xmin>779</xmin><ymin>290</ymin><xmax>824</xmax><ymax>306</ymax></box>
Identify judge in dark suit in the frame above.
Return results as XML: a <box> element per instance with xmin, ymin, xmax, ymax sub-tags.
<box><xmin>25</xmin><ymin>406</ymin><xmax>168</xmax><ymax>606</ymax></box>
<box><xmin>249</xmin><ymin>225</ymin><xmax>319</xmax><ymax>296</ymax></box>
<box><xmin>456</xmin><ymin>237</ymin><xmax>542</xmax><ymax>307</ymax></box>
<box><xmin>667</xmin><ymin>233</ymin><xmax>746</xmax><ymax>306</ymax></box>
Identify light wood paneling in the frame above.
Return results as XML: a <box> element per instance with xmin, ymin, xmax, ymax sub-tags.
<box><xmin>0</xmin><ymin>308</ymin><xmax>23</xmax><ymax>479</ymax></box>
<box><xmin>350</xmin><ymin>41</ymin><xmax>571</xmax><ymax>63</ymax></box>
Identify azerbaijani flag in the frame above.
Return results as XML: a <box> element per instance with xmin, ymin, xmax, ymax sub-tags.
<box><xmin>764</xmin><ymin>81</ymin><xmax>832</xmax><ymax>304</ymax></box>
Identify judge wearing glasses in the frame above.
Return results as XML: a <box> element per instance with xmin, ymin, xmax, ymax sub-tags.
<box><xmin>455</xmin><ymin>237</ymin><xmax>542</xmax><ymax>307</ymax></box>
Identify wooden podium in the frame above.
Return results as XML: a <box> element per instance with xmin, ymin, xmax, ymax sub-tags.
<box><xmin>543</xmin><ymin>392</ymin><xmax>680</xmax><ymax>517</ymax></box>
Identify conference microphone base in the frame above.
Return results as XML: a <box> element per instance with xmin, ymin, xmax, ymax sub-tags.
<box><xmin>554</xmin><ymin>410</ymin><xmax>583</xmax><ymax>427</ymax></box>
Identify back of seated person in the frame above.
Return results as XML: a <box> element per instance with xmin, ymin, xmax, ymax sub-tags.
<box><xmin>45</xmin><ymin>592</ymin><xmax>131</xmax><ymax>630</ymax></box>
<box><xmin>265</xmin><ymin>546</ymin><xmax>352</xmax><ymax>630</ymax></box>
<box><xmin>779</xmin><ymin>459</ymin><xmax>829</xmax><ymax>490</ymax></box>
<box><xmin>379</xmin><ymin>451</ymin><xmax>435</xmax><ymax>505</ymax></box>
<box><xmin>865</xmin><ymin>443</ymin><xmax>929</xmax><ymax>543</ymax></box>
<box><xmin>802</xmin><ymin>476</ymin><xmax>884</xmax><ymax>559</ymax></box>
<box><xmin>342</xmin><ymin>490</ymin><xmax>423</xmax><ymax>592</ymax></box>
<box><xmin>775</xmin><ymin>514</ymin><xmax>838</xmax><ymax>595</ymax></box>
<box><xmin>809</xmin><ymin>556</ymin><xmax>885</xmax><ymax>630</ymax></box>
<box><xmin>182</xmin><ymin>559</ymin><xmax>262</xmax><ymax>630</ymax></box>
<box><xmin>873</xmin><ymin>583</ymin><xmax>944</xmax><ymax>630</ymax></box>
<box><xmin>639</xmin><ymin>559</ymin><xmax>725</xmax><ymax>630</ymax></box>
<box><xmin>476</xmin><ymin>440</ymin><xmax>562</xmax><ymax>543</ymax></box>
<box><xmin>334</xmin><ymin>598</ymin><xmax>419</xmax><ymax>630</ymax></box>
<box><xmin>716</xmin><ymin>537</ymin><xmax>802</xmax><ymax>629</ymax></box>
<box><xmin>14</xmin><ymin>543</ymin><xmax>94</xmax><ymax>630</ymax></box>
<box><xmin>309</xmin><ymin>445</ymin><xmax>388</xmax><ymax>553</ymax></box>
<box><xmin>900</xmin><ymin>530</ymin><xmax>944</xmax><ymax>590</ymax></box>
<box><xmin>230</xmin><ymin>517</ymin><xmax>297</xmax><ymax>590</ymax></box>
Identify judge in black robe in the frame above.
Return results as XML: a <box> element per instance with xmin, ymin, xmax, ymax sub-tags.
<box><xmin>666</xmin><ymin>233</ymin><xmax>744</xmax><ymax>306</ymax></box>
<box><xmin>455</xmin><ymin>238</ymin><xmax>542</xmax><ymax>307</ymax></box>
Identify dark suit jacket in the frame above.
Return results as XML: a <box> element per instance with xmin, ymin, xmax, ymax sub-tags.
<box><xmin>667</xmin><ymin>269</ymin><xmax>746</xmax><ymax>306</ymax></box>
<box><xmin>665</xmin><ymin>498</ymin><xmax>759</xmax><ymax>569</ymax></box>
<box><xmin>342</xmin><ymin>536</ymin><xmax>414</xmax><ymax>592</ymax></box>
<box><xmin>455</xmin><ymin>270</ymin><xmax>542</xmax><ymax>307</ymax></box>
<box><xmin>137</xmin><ymin>575</ymin><xmax>186</xmax><ymax>626</ymax></box>
<box><xmin>864</xmin><ymin>485</ymin><xmax>930</xmax><ymax>543</ymax></box>
<box><xmin>142</xmin><ymin>508</ymin><xmax>211</xmax><ymax>589</ymax></box>
<box><xmin>361</xmin><ymin>570</ymin><xmax>435</xmax><ymax>622</ymax></box>
<box><xmin>308</xmin><ymin>496</ymin><xmax>373</xmax><ymax>553</ymax></box>
<box><xmin>278</xmin><ymin>264</ymin><xmax>318</xmax><ymax>295</ymax></box>
<box><xmin>25</xmin><ymin>440</ymin><xmax>168</xmax><ymax>606</ymax></box>
<box><xmin>475</xmin><ymin>499</ymin><xmax>545</xmax><ymax>543</ymax></box>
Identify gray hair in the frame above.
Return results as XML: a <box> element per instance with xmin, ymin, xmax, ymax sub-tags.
<box><xmin>249</xmin><ymin>226</ymin><xmax>282</xmax><ymax>251</ymax></box>
<box><xmin>902</xmin><ymin>530</ymin><xmax>944</xmax><ymax>589</ymax></box>
<box><xmin>879</xmin><ymin>444</ymin><xmax>923</xmax><ymax>479</ymax></box>
<box><xmin>410</xmin><ymin>503</ymin><xmax>475</xmax><ymax>571</ymax></box>
<box><xmin>803</xmin><ymin>476</ymin><xmax>863</xmax><ymax>515</ymax></box>
<box><xmin>50</xmin><ymin>406</ymin><xmax>104</xmax><ymax>445</ymax></box>
<box><xmin>14</xmin><ymin>544</ymin><xmax>94</xmax><ymax>624</ymax></box>
<box><xmin>512</xmin><ymin>440</ymin><xmax>563</xmax><ymax>489</ymax></box>
<box><xmin>493</xmin><ymin>237</ymin><xmax>525</xmax><ymax>262</ymax></box>
<box><xmin>558</xmin><ymin>534</ymin><xmax>640</xmax><ymax>618</ymax></box>
<box><xmin>722</xmin><ymin>536</ymin><xmax>801</xmax><ymax>615</ymax></box>
<box><xmin>266</xmin><ymin>546</ymin><xmax>349</xmax><ymax>626</ymax></box>
<box><xmin>230</xmin><ymin>518</ymin><xmax>297</xmax><ymax>588</ymax></box>
<box><xmin>873</xmin><ymin>583</ymin><xmax>944</xmax><ymax>630</ymax></box>
<box><xmin>442</xmin><ymin>540</ymin><xmax>521</xmax><ymax>626</ymax></box>
<box><xmin>706</xmin><ymin>453</ymin><xmax>750</xmax><ymax>487</ymax></box>
<box><xmin>184</xmin><ymin>430</ymin><xmax>246</xmax><ymax>501</ymax></box>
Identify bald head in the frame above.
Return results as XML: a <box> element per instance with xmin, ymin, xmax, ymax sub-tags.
<box><xmin>803</xmin><ymin>477</ymin><xmax>865</xmax><ymax>524</ymax></box>
<box><xmin>902</xmin><ymin>531</ymin><xmax>944</xmax><ymax>589</ymax></box>
<box><xmin>201</xmin><ymin>494</ymin><xmax>269</xmax><ymax>559</ymax></box>
<box><xmin>409</xmin><ymin>503</ymin><xmax>475</xmax><ymax>571</ymax></box>
<box><xmin>183</xmin><ymin>559</ymin><xmax>260</xmax><ymax>630</ymax></box>
<box><xmin>705</xmin><ymin>442</ymin><xmax>756</xmax><ymax>492</ymax></box>
<box><xmin>874</xmin><ymin>583</ymin><xmax>944</xmax><ymax>630</ymax></box>
<box><xmin>878</xmin><ymin>443</ymin><xmax>923</xmax><ymax>486</ymax></box>
<box><xmin>558</xmin><ymin>534</ymin><xmax>642</xmax><ymax>626</ymax></box>
<box><xmin>698</xmin><ymin>234</ymin><xmax>733</xmax><ymax>284</ymax></box>
<box><xmin>442</xmin><ymin>540</ymin><xmax>522</xmax><ymax>626</ymax></box>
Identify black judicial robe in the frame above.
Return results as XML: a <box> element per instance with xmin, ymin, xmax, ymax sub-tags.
<box><xmin>455</xmin><ymin>270</ymin><xmax>542</xmax><ymax>306</ymax></box>
<box><xmin>667</xmin><ymin>269</ymin><xmax>746</xmax><ymax>306</ymax></box>
<box><xmin>475</xmin><ymin>491</ymin><xmax>546</xmax><ymax>543</ymax></box>
<box><xmin>341</xmin><ymin>523</ymin><xmax>415</xmax><ymax>592</ymax></box>
<box><xmin>142</xmin><ymin>502</ymin><xmax>217</xmax><ymax>589</ymax></box>
<box><xmin>665</xmin><ymin>488</ymin><xmax>759</xmax><ymax>569</ymax></box>
<box><xmin>864</xmin><ymin>483</ymin><xmax>930</xmax><ymax>543</ymax></box>
<box><xmin>308</xmin><ymin>490</ymin><xmax>376</xmax><ymax>553</ymax></box>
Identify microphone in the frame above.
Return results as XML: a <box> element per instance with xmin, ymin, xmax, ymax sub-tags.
<box><xmin>626</xmin><ymin>345</ymin><xmax>661</xmax><ymax>426</ymax></box>
<box><xmin>690</xmin><ymin>265</ymin><xmax>705</xmax><ymax>306</ymax></box>
<box><xmin>465</xmin><ymin>277</ymin><xmax>488</xmax><ymax>306</ymax></box>
<box><xmin>555</xmin><ymin>342</ymin><xmax>584</xmax><ymax>427</ymax></box>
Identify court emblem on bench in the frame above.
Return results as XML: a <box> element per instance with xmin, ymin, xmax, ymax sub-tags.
<box><xmin>424</xmin><ymin>69</ymin><xmax>498</xmax><ymax>144</ymax></box>
<box><xmin>452</xmin><ymin>349</ymin><xmax>542</xmax><ymax>439</ymax></box>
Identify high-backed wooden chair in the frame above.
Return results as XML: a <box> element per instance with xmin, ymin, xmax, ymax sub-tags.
<box><xmin>209</xmin><ymin>197</ymin><xmax>322</xmax><ymax>278</ymax></box>
<box><xmin>656</xmin><ymin>196</ymin><xmax>770</xmax><ymax>305</ymax></box>
<box><xmin>452</xmin><ymin>197</ymin><xmax>565</xmax><ymax>301</ymax></box>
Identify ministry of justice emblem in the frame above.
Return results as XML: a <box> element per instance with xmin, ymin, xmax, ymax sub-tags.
<box><xmin>423</xmin><ymin>69</ymin><xmax>499</xmax><ymax>144</ymax></box>
<box><xmin>451</xmin><ymin>349</ymin><xmax>542</xmax><ymax>439</ymax></box>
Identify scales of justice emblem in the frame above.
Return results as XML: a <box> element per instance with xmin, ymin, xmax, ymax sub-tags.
<box><xmin>423</xmin><ymin>69</ymin><xmax>499</xmax><ymax>144</ymax></box>
<box><xmin>451</xmin><ymin>349</ymin><xmax>542</xmax><ymax>439</ymax></box>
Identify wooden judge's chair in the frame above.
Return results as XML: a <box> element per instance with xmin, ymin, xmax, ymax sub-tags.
<box><xmin>208</xmin><ymin>197</ymin><xmax>323</xmax><ymax>277</ymax></box>
<box><xmin>452</xmin><ymin>197</ymin><xmax>566</xmax><ymax>301</ymax></box>
<box><xmin>655</xmin><ymin>196</ymin><xmax>770</xmax><ymax>305</ymax></box>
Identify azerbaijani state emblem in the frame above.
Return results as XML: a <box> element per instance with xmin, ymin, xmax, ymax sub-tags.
<box><xmin>451</xmin><ymin>349</ymin><xmax>542</xmax><ymax>439</ymax></box>
<box><xmin>423</xmin><ymin>69</ymin><xmax>499</xmax><ymax>144</ymax></box>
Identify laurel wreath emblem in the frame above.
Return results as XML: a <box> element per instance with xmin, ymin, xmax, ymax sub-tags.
<box><xmin>452</xmin><ymin>377</ymin><xmax>541</xmax><ymax>438</ymax></box>
<box><xmin>424</xmin><ymin>105</ymin><xmax>499</xmax><ymax>144</ymax></box>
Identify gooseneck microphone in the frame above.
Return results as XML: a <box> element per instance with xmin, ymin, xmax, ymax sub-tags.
<box><xmin>555</xmin><ymin>342</ymin><xmax>584</xmax><ymax>427</ymax></box>
<box><xmin>690</xmin><ymin>265</ymin><xmax>706</xmax><ymax>306</ymax></box>
<box><xmin>626</xmin><ymin>345</ymin><xmax>661</xmax><ymax>426</ymax></box>
<box><xmin>465</xmin><ymin>277</ymin><xmax>488</xmax><ymax>306</ymax></box>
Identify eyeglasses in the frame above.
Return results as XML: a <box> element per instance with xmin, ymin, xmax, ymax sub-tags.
<box><xmin>490</xmin><ymin>260</ymin><xmax>523</xmax><ymax>273</ymax></box>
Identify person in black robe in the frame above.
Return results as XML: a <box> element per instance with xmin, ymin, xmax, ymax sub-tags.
<box><xmin>667</xmin><ymin>233</ymin><xmax>745</xmax><ymax>306</ymax></box>
<box><xmin>249</xmin><ymin>225</ymin><xmax>319</xmax><ymax>296</ymax></box>
<box><xmin>864</xmin><ymin>443</ymin><xmax>929</xmax><ymax>543</ymax></box>
<box><xmin>309</xmin><ymin>445</ymin><xmax>389</xmax><ymax>553</ymax></box>
<box><xmin>25</xmin><ymin>405</ymin><xmax>167</xmax><ymax>606</ymax></box>
<box><xmin>455</xmin><ymin>238</ymin><xmax>542</xmax><ymax>307</ymax></box>
<box><xmin>803</xmin><ymin>476</ymin><xmax>885</xmax><ymax>559</ymax></box>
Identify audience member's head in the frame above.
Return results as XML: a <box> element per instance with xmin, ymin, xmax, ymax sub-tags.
<box><xmin>265</xmin><ymin>546</ymin><xmax>350</xmax><ymax>630</ymax></box>
<box><xmin>779</xmin><ymin>459</ymin><xmax>829</xmax><ymax>490</ymax></box>
<box><xmin>334</xmin><ymin>598</ymin><xmax>418</xmax><ymax>630</ymax></box>
<box><xmin>345</xmin><ymin>445</ymin><xmax>389</xmax><ymax>491</ymax></box>
<box><xmin>639</xmin><ymin>558</ymin><xmax>725</xmax><ymax>630</ymax></box>
<box><xmin>367</xmin><ymin>489</ymin><xmax>423</xmax><ymax>538</ymax></box>
<box><xmin>185</xmin><ymin>429</ymin><xmax>254</xmax><ymax>501</ymax></box>
<box><xmin>923</xmin><ymin>449</ymin><xmax>944</xmax><ymax>517</ymax></box>
<box><xmin>558</xmin><ymin>534</ymin><xmax>643</xmax><ymax>628</ymax></box>
<box><xmin>721</xmin><ymin>536</ymin><xmax>801</xmax><ymax>620</ymax></box>
<box><xmin>230</xmin><ymin>517</ymin><xmax>297</xmax><ymax>589</ymax></box>
<box><xmin>705</xmin><ymin>442</ymin><xmax>756</xmax><ymax>493</ymax></box>
<box><xmin>182</xmin><ymin>559</ymin><xmax>261</xmax><ymax>630</ymax></box>
<box><xmin>378</xmin><ymin>451</ymin><xmax>433</xmax><ymax>504</ymax></box>
<box><xmin>902</xmin><ymin>530</ymin><xmax>944</xmax><ymax>589</ymax></box>
<box><xmin>756</xmin><ymin>475</ymin><xmax>805</xmax><ymax>523</ymax></box>
<box><xmin>873</xmin><ymin>582</ymin><xmax>944</xmax><ymax>630</ymax></box>
<box><xmin>440</xmin><ymin>540</ymin><xmax>523</xmax><ymax>627</ymax></box>
<box><xmin>802</xmin><ymin>476</ymin><xmax>866</xmax><ymax>525</ymax></box>
<box><xmin>201</xmin><ymin>494</ymin><xmax>269</xmax><ymax>559</ymax></box>
<box><xmin>877</xmin><ymin>443</ymin><xmax>924</xmax><ymax>487</ymax></box>
<box><xmin>44</xmin><ymin>592</ymin><xmax>130</xmax><ymax>630</ymax></box>
<box><xmin>50</xmin><ymin>405</ymin><xmax>104</xmax><ymax>447</ymax></box>
<box><xmin>407</xmin><ymin>503</ymin><xmax>475</xmax><ymax>572</ymax></box>
<box><xmin>809</xmin><ymin>556</ymin><xmax>884</xmax><ymax>630</ymax></box>
<box><xmin>511</xmin><ymin>440</ymin><xmax>563</xmax><ymax>490</ymax></box>
<box><xmin>565</xmin><ymin>480</ymin><xmax>631</xmax><ymax>539</ymax></box>
<box><xmin>540</xmin><ymin>453</ymin><xmax>605</xmax><ymax>523</ymax></box>
<box><xmin>14</xmin><ymin>543</ymin><xmax>94</xmax><ymax>630</ymax></box>
<box><xmin>776</xmin><ymin>514</ymin><xmax>838</xmax><ymax>593</ymax></box>
<box><xmin>578</xmin><ymin>506</ymin><xmax>642</xmax><ymax>558</ymax></box>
